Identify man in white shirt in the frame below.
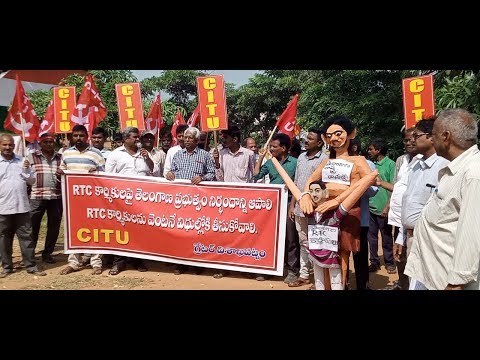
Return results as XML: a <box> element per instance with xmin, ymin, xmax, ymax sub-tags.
<box><xmin>405</xmin><ymin>109</ymin><xmax>480</xmax><ymax>290</ymax></box>
<box><xmin>377</xmin><ymin>127</ymin><xmax>418</xmax><ymax>290</ymax></box>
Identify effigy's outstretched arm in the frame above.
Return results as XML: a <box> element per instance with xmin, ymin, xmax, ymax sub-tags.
<box><xmin>315</xmin><ymin>169</ymin><xmax>378</xmax><ymax>213</ymax></box>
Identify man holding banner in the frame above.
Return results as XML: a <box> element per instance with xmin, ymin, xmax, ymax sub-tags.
<box><xmin>166</xmin><ymin>126</ymin><xmax>216</xmax><ymax>275</ymax></box>
<box><xmin>104</xmin><ymin>127</ymin><xmax>155</xmax><ymax>275</ymax></box>
<box><xmin>59</xmin><ymin>124</ymin><xmax>105</xmax><ymax>276</ymax></box>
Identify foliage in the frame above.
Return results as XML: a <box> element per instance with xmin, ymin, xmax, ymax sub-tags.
<box><xmin>435</xmin><ymin>70</ymin><xmax>480</xmax><ymax>117</ymax></box>
<box><xmin>17</xmin><ymin>69</ymin><xmax>480</xmax><ymax>157</ymax></box>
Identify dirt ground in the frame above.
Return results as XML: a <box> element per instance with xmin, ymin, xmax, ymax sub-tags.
<box><xmin>0</xmin><ymin>233</ymin><xmax>397</xmax><ymax>290</ymax></box>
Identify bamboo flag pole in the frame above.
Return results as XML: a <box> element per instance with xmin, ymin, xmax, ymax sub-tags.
<box><xmin>19</xmin><ymin>112</ymin><xmax>27</xmax><ymax>158</ymax></box>
<box><xmin>15</xmin><ymin>78</ymin><xmax>27</xmax><ymax>158</ymax></box>
<box><xmin>271</xmin><ymin>157</ymin><xmax>302</xmax><ymax>201</ymax></box>
<box><xmin>213</xmin><ymin>131</ymin><xmax>218</xmax><ymax>149</ymax></box>
<box><xmin>263</xmin><ymin>125</ymin><xmax>277</xmax><ymax>150</ymax></box>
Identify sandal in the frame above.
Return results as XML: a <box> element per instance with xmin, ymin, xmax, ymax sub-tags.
<box><xmin>92</xmin><ymin>267</ymin><xmax>102</xmax><ymax>275</ymax></box>
<box><xmin>60</xmin><ymin>266</ymin><xmax>76</xmax><ymax>275</ymax></box>
<box><xmin>386</xmin><ymin>265</ymin><xmax>397</xmax><ymax>274</ymax></box>
<box><xmin>288</xmin><ymin>277</ymin><xmax>311</xmax><ymax>287</ymax></box>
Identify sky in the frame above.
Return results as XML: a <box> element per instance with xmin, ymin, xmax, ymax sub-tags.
<box><xmin>132</xmin><ymin>70</ymin><xmax>261</xmax><ymax>87</ymax></box>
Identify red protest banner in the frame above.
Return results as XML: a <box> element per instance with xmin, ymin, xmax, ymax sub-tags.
<box><xmin>62</xmin><ymin>173</ymin><xmax>287</xmax><ymax>275</ymax></box>
<box><xmin>402</xmin><ymin>74</ymin><xmax>435</xmax><ymax>129</ymax></box>
<box><xmin>196</xmin><ymin>75</ymin><xmax>228</xmax><ymax>131</ymax></box>
<box><xmin>115</xmin><ymin>82</ymin><xmax>145</xmax><ymax>131</ymax></box>
<box><xmin>53</xmin><ymin>86</ymin><xmax>76</xmax><ymax>133</ymax></box>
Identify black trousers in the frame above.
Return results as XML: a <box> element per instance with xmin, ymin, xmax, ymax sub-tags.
<box><xmin>284</xmin><ymin>203</ymin><xmax>300</xmax><ymax>276</ymax></box>
<box><xmin>352</xmin><ymin>226</ymin><xmax>369</xmax><ymax>290</ymax></box>
<box><xmin>367</xmin><ymin>212</ymin><xmax>394</xmax><ymax>267</ymax></box>
<box><xmin>30</xmin><ymin>198</ymin><xmax>63</xmax><ymax>257</ymax></box>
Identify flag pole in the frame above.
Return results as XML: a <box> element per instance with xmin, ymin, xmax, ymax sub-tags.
<box><xmin>263</xmin><ymin>125</ymin><xmax>277</xmax><ymax>150</ymax></box>
<box><xmin>15</xmin><ymin>75</ymin><xmax>27</xmax><ymax>158</ymax></box>
<box><xmin>213</xmin><ymin>131</ymin><xmax>218</xmax><ymax>150</ymax></box>
<box><xmin>19</xmin><ymin>112</ymin><xmax>27</xmax><ymax>158</ymax></box>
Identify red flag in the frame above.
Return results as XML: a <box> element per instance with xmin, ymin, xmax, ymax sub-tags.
<box><xmin>186</xmin><ymin>105</ymin><xmax>200</xmax><ymax>127</ymax></box>
<box><xmin>70</xmin><ymin>73</ymin><xmax>107</xmax><ymax>135</ymax></box>
<box><xmin>86</xmin><ymin>107</ymin><xmax>100</xmax><ymax>137</ymax></box>
<box><xmin>39</xmin><ymin>100</ymin><xmax>55</xmax><ymax>137</ymax></box>
<box><xmin>144</xmin><ymin>93</ymin><xmax>164</xmax><ymax>147</ymax></box>
<box><xmin>170</xmin><ymin>109</ymin><xmax>186</xmax><ymax>146</ymax></box>
<box><xmin>276</xmin><ymin>93</ymin><xmax>299</xmax><ymax>139</ymax></box>
<box><xmin>4</xmin><ymin>75</ymin><xmax>40</xmax><ymax>143</ymax></box>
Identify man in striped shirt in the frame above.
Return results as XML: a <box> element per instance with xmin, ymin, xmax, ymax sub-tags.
<box><xmin>166</xmin><ymin>127</ymin><xmax>216</xmax><ymax>184</ymax></box>
<box><xmin>27</xmin><ymin>133</ymin><xmax>63</xmax><ymax>264</ymax></box>
<box><xmin>287</xmin><ymin>128</ymin><xmax>326</xmax><ymax>287</ymax></box>
<box><xmin>59</xmin><ymin>124</ymin><xmax>105</xmax><ymax>276</ymax></box>
<box><xmin>210</xmin><ymin>125</ymin><xmax>256</xmax><ymax>279</ymax></box>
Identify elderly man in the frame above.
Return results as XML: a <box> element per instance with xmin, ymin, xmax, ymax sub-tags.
<box><xmin>0</xmin><ymin>133</ymin><xmax>46</xmax><ymax>277</ymax></box>
<box><xmin>166</xmin><ymin>126</ymin><xmax>216</xmax><ymax>275</ymax></box>
<box><xmin>405</xmin><ymin>108</ymin><xmax>480</xmax><ymax>290</ymax></box>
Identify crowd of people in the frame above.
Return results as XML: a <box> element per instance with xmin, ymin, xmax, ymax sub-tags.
<box><xmin>1</xmin><ymin>107</ymin><xmax>479</xmax><ymax>290</ymax></box>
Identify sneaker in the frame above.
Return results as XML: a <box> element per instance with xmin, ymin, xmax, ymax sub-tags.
<box><xmin>368</xmin><ymin>264</ymin><xmax>381</xmax><ymax>273</ymax></box>
<box><xmin>283</xmin><ymin>272</ymin><xmax>298</xmax><ymax>284</ymax></box>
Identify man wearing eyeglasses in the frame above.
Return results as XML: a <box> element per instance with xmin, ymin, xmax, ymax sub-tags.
<box><xmin>400</xmin><ymin>118</ymin><xmax>449</xmax><ymax>290</ymax></box>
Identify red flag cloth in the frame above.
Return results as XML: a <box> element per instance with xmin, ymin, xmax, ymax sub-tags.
<box><xmin>170</xmin><ymin>109</ymin><xmax>186</xmax><ymax>146</ymax></box>
<box><xmin>70</xmin><ymin>73</ymin><xmax>107</xmax><ymax>134</ymax></box>
<box><xmin>86</xmin><ymin>107</ymin><xmax>100</xmax><ymax>137</ymax></box>
<box><xmin>4</xmin><ymin>75</ymin><xmax>40</xmax><ymax>143</ymax></box>
<box><xmin>39</xmin><ymin>100</ymin><xmax>55</xmax><ymax>137</ymax></box>
<box><xmin>186</xmin><ymin>105</ymin><xmax>200</xmax><ymax>127</ymax></box>
<box><xmin>144</xmin><ymin>94</ymin><xmax>164</xmax><ymax>147</ymax></box>
<box><xmin>276</xmin><ymin>93</ymin><xmax>299</xmax><ymax>139</ymax></box>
